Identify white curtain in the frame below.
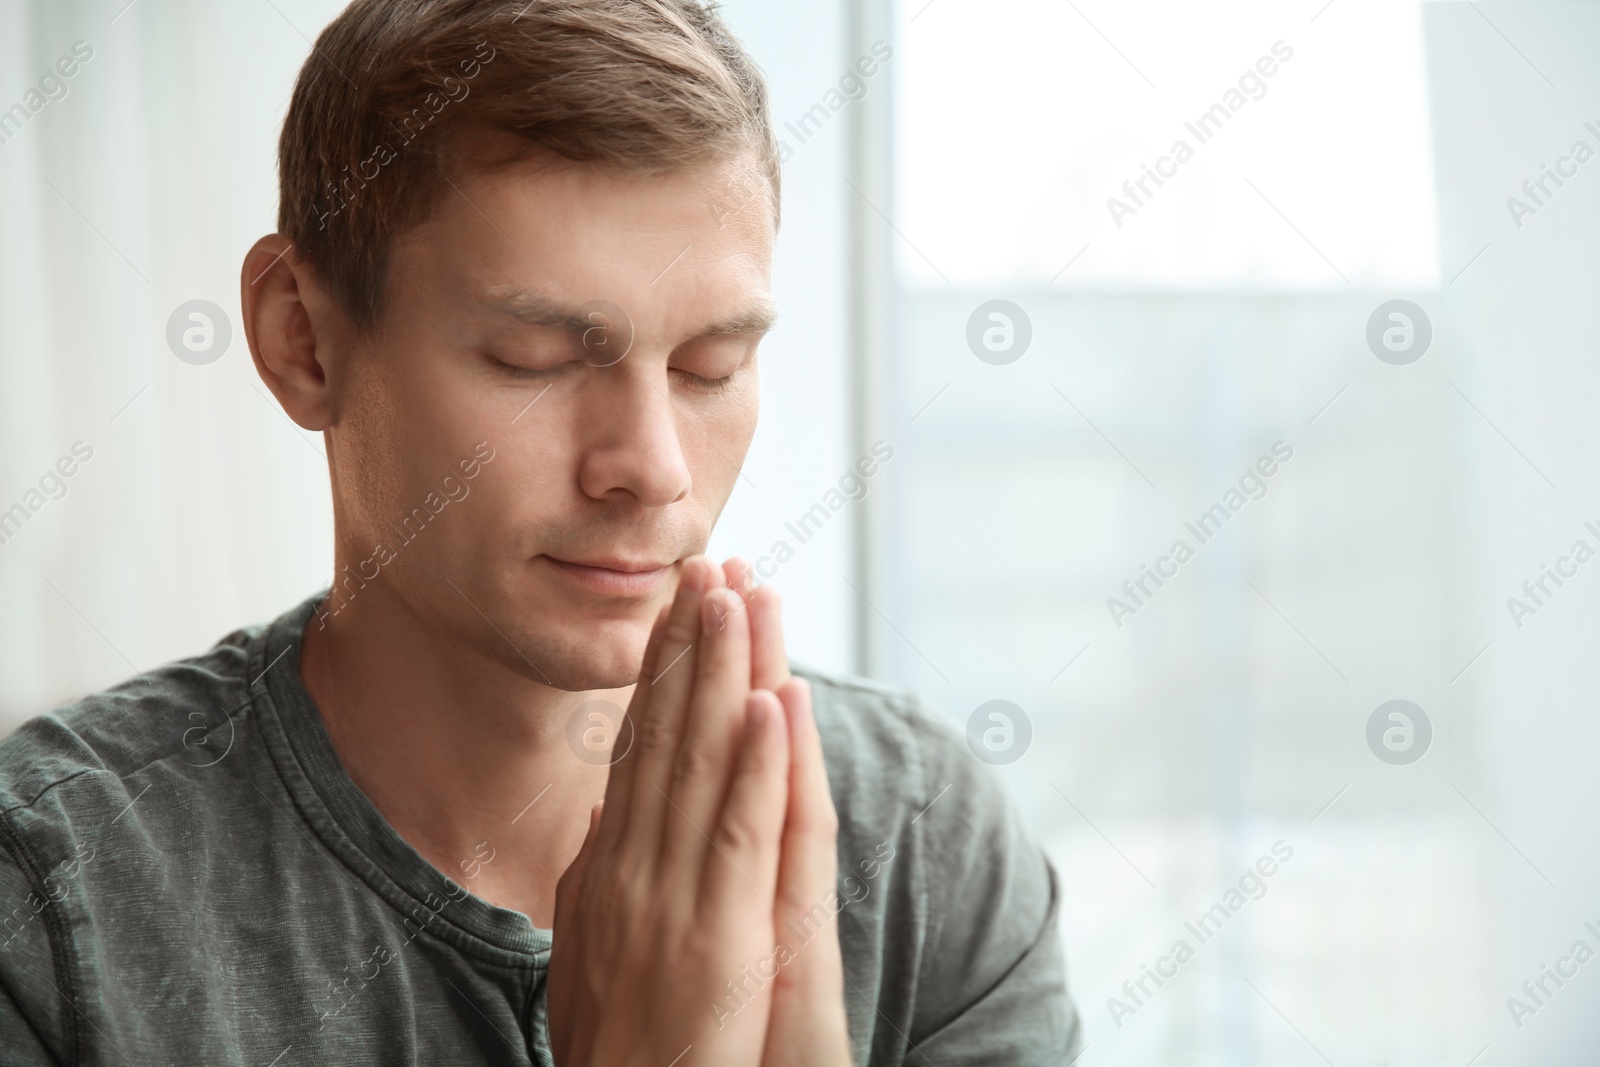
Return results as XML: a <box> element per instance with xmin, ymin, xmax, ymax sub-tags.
<box><xmin>0</xmin><ymin>0</ymin><xmax>339</xmax><ymax>727</ymax></box>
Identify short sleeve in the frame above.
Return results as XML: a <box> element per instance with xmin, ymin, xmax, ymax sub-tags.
<box><xmin>905</xmin><ymin>698</ymin><xmax>1083</xmax><ymax>1064</ymax></box>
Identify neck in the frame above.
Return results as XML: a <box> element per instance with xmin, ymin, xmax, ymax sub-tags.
<box><xmin>298</xmin><ymin>572</ymin><xmax>631</xmax><ymax>927</ymax></box>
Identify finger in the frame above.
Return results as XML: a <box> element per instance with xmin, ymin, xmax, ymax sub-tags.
<box><xmin>764</xmin><ymin>679</ymin><xmax>847</xmax><ymax>1060</ymax></box>
<box><xmin>548</xmin><ymin>801</ymin><xmax>602</xmax><ymax>1067</ymax></box>
<box><xmin>747</xmin><ymin>584</ymin><xmax>790</xmax><ymax>692</ymax></box>
<box><xmin>774</xmin><ymin>678</ymin><xmax>837</xmax><ymax>909</ymax></box>
<box><xmin>717</xmin><ymin>557</ymin><xmax>754</xmax><ymax>639</ymax></box>
<box><xmin>554</xmin><ymin>801</ymin><xmax>604</xmax><ymax>938</ymax></box>
<box><xmin>700</xmin><ymin>689</ymin><xmax>789</xmax><ymax>918</ymax></box>
<box><xmin>624</xmin><ymin>556</ymin><xmax>723</xmax><ymax>859</ymax></box>
<box><xmin>594</xmin><ymin>602</ymin><xmax>671</xmax><ymax>857</ymax></box>
<box><xmin>723</xmin><ymin>556</ymin><xmax>762</xmax><ymax>605</ymax></box>
<box><xmin>658</xmin><ymin>587</ymin><xmax>752</xmax><ymax>879</ymax></box>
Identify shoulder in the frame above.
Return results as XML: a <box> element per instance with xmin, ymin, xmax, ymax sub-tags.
<box><xmin>793</xmin><ymin>662</ymin><xmax>960</xmax><ymax>809</ymax></box>
<box><xmin>792</xmin><ymin>662</ymin><xmax>1006</xmax><ymax>838</ymax></box>
<box><xmin>0</xmin><ymin>621</ymin><xmax>273</xmax><ymax>1063</ymax></box>
<box><xmin>0</xmin><ymin>620</ymin><xmax>265</xmax><ymax>843</ymax></box>
<box><xmin>794</xmin><ymin>664</ymin><xmax>1079</xmax><ymax>1057</ymax></box>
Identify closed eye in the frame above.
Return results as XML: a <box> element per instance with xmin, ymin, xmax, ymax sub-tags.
<box><xmin>671</xmin><ymin>368</ymin><xmax>737</xmax><ymax>393</ymax></box>
<box><xmin>485</xmin><ymin>352</ymin><xmax>575</xmax><ymax>380</ymax></box>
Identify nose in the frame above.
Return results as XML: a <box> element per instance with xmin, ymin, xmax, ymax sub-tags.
<box><xmin>575</xmin><ymin>364</ymin><xmax>692</xmax><ymax>507</ymax></box>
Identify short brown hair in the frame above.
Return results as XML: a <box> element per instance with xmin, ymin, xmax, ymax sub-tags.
<box><xmin>277</xmin><ymin>0</ymin><xmax>780</xmax><ymax>331</ymax></box>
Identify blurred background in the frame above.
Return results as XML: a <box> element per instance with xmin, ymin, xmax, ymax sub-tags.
<box><xmin>3</xmin><ymin>0</ymin><xmax>1597</xmax><ymax>1063</ymax></box>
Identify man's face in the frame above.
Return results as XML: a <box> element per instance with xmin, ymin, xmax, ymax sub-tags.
<box><xmin>326</xmin><ymin>139</ymin><xmax>775</xmax><ymax>691</ymax></box>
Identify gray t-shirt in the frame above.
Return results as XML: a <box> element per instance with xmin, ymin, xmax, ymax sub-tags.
<box><xmin>0</xmin><ymin>592</ymin><xmax>1080</xmax><ymax>1065</ymax></box>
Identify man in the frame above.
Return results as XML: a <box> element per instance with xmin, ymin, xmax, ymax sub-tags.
<box><xmin>0</xmin><ymin>1</ymin><xmax>1079</xmax><ymax>1063</ymax></box>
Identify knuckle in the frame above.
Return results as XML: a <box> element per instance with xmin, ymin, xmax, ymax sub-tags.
<box><xmin>680</xmin><ymin>928</ymin><xmax>730</xmax><ymax>973</ymax></box>
<box><xmin>663</xmin><ymin>611</ymin><xmax>699</xmax><ymax>646</ymax></box>
<box><xmin>714</xmin><ymin>813</ymin><xmax>763</xmax><ymax>856</ymax></box>
<box><xmin>636</xmin><ymin>713</ymin><xmax>677</xmax><ymax>754</ymax></box>
<box><xmin>694</xmin><ymin>646</ymin><xmax>720</xmax><ymax>682</ymax></box>
<box><xmin>671</xmin><ymin>741</ymin><xmax>718</xmax><ymax>788</ymax></box>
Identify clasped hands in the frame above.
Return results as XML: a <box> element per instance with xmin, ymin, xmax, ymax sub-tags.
<box><xmin>547</xmin><ymin>557</ymin><xmax>853</xmax><ymax>1067</ymax></box>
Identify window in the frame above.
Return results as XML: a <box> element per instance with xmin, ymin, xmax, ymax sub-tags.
<box><xmin>862</xmin><ymin>0</ymin><xmax>1590</xmax><ymax>1060</ymax></box>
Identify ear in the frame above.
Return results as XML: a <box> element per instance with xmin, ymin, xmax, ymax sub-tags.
<box><xmin>239</xmin><ymin>235</ymin><xmax>339</xmax><ymax>432</ymax></box>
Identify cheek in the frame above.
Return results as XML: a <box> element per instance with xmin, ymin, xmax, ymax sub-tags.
<box><xmin>691</xmin><ymin>387</ymin><xmax>759</xmax><ymax>480</ymax></box>
<box><xmin>337</xmin><ymin>366</ymin><xmax>410</xmax><ymax>497</ymax></box>
<box><xmin>387</xmin><ymin>314</ymin><xmax>524</xmax><ymax>441</ymax></box>
<box><xmin>671</xmin><ymin>413</ymin><xmax>748</xmax><ymax>517</ymax></box>
<box><xmin>339</xmin><ymin>353</ymin><xmax>488</xmax><ymax>516</ymax></box>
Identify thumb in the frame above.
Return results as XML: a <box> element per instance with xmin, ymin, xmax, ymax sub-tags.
<box><xmin>554</xmin><ymin>800</ymin><xmax>603</xmax><ymax>937</ymax></box>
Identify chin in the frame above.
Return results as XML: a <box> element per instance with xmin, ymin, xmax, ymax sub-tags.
<box><xmin>530</xmin><ymin>621</ymin><xmax>650</xmax><ymax>693</ymax></box>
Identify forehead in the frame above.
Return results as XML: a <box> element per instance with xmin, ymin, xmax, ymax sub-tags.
<box><xmin>389</xmin><ymin>139</ymin><xmax>776</xmax><ymax>342</ymax></box>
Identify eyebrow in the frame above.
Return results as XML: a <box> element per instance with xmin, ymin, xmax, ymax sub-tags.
<box><xmin>482</xmin><ymin>288</ymin><xmax>778</xmax><ymax>340</ymax></box>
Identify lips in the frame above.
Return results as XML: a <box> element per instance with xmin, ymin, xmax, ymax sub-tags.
<box><xmin>538</xmin><ymin>554</ymin><xmax>674</xmax><ymax>596</ymax></box>
<box><xmin>548</xmin><ymin>556</ymin><xmax>673</xmax><ymax>573</ymax></box>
